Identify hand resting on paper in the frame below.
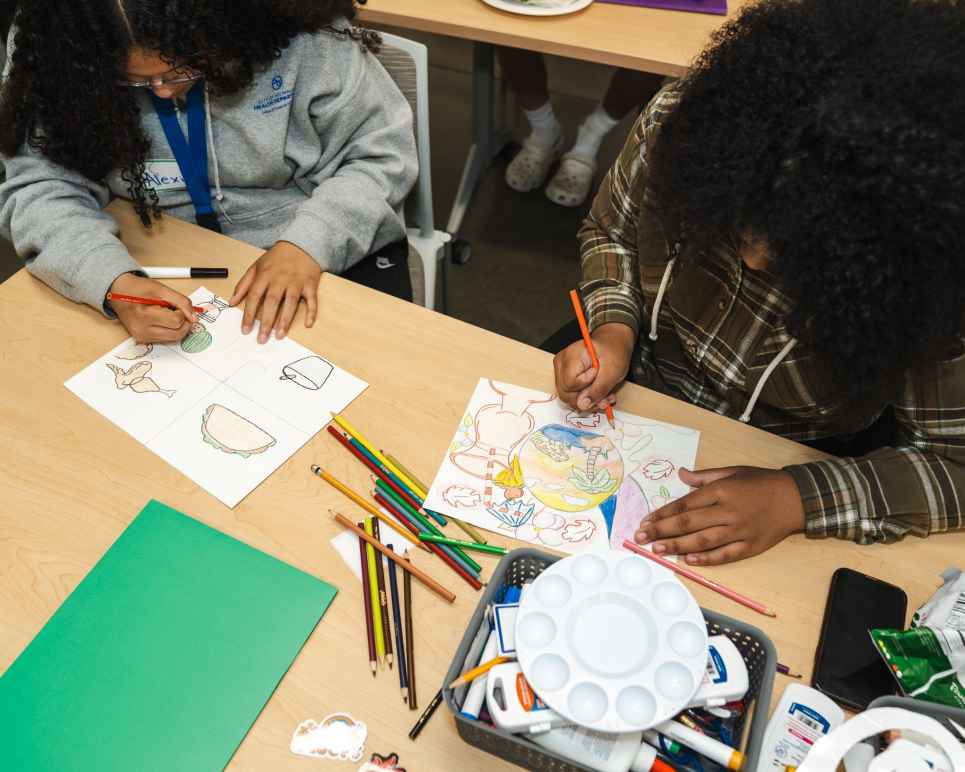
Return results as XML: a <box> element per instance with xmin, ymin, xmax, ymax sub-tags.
<box><xmin>107</xmin><ymin>273</ymin><xmax>196</xmax><ymax>344</ymax></box>
<box><xmin>634</xmin><ymin>466</ymin><xmax>806</xmax><ymax>565</ymax></box>
<box><xmin>230</xmin><ymin>240</ymin><xmax>321</xmax><ymax>344</ymax></box>
<box><xmin>554</xmin><ymin>322</ymin><xmax>634</xmax><ymax>411</ymax></box>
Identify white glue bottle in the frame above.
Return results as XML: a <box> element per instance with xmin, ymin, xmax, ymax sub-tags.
<box><xmin>755</xmin><ymin>683</ymin><xmax>844</xmax><ymax>771</ymax></box>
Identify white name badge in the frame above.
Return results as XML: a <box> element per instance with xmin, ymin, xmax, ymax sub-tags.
<box><xmin>143</xmin><ymin>159</ymin><xmax>186</xmax><ymax>191</ymax></box>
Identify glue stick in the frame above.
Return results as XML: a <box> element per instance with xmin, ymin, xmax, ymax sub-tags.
<box><xmin>656</xmin><ymin>719</ymin><xmax>745</xmax><ymax>770</ymax></box>
<box><xmin>460</xmin><ymin>629</ymin><xmax>497</xmax><ymax>720</ymax></box>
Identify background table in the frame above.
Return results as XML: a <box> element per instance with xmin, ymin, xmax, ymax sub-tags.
<box><xmin>360</xmin><ymin>0</ymin><xmax>748</xmax><ymax>255</ymax></box>
<box><xmin>2</xmin><ymin>203</ymin><xmax>962</xmax><ymax>769</ymax></box>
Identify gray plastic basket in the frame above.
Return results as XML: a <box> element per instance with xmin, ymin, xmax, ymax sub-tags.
<box><xmin>868</xmin><ymin>695</ymin><xmax>965</xmax><ymax>739</ymax></box>
<box><xmin>444</xmin><ymin>549</ymin><xmax>777</xmax><ymax>771</ymax></box>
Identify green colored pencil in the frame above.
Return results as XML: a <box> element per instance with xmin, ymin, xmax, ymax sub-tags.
<box><xmin>417</xmin><ymin>534</ymin><xmax>507</xmax><ymax>556</ymax></box>
<box><xmin>374</xmin><ymin>480</ymin><xmax>484</xmax><ymax>574</ymax></box>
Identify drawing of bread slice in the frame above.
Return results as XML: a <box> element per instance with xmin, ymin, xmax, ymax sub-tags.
<box><xmin>201</xmin><ymin>404</ymin><xmax>277</xmax><ymax>458</ymax></box>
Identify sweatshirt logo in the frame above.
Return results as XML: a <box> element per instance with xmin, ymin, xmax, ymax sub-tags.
<box><xmin>255</xmin><ymin>73</ymin><xmax>293</xmax><ymax>114</ymax></box>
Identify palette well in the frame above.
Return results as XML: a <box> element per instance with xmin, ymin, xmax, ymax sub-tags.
<box><xmin>515</xmin><ymin>551</ymin><xmax>707</xmax><ymax>732</ymax></box>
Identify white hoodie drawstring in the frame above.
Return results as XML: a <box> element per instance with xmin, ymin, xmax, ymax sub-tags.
<box><xmin>648</xmin><ymin>258</ymin><xmax>676</xmax><ymax>341</ymax></box>
<box><xmin>203</xmin><ymin>84</ymin><xmax>232</xmax><ymax>223</ymax></box>
<box><xmin>739</xmin><ymin>338</ymin><xmax>797</xmax><ymax>423</ymax></box>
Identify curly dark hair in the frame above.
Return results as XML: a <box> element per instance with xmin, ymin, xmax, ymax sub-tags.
<box><xmin>0</xmin><ymin>0</ymin><xmax>373</xmax><ymax>225</ymax></box>
<box><xmin>649</xmin><ymin>0</ymin><xmax>965</xmax><ymax>405</ymax></box>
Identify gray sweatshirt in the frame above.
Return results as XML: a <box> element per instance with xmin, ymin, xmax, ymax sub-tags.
<box><xmin>0</xmin><ymin>26</ymin><xmax>417</xmax><ymax>313</ymax></box>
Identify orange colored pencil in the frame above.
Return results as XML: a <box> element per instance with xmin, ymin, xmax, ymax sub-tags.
<box><xmin>310</xmin><ymin>465</ymin><xmax>428</xmax><ymax>552</ymax></box>
<box><xmin>622</xmin><ymin>539</ymin><xmax>776</xmax><ymax>617</ymax></box>
<box><xmin>106</xmin><ymin>292</ymin><xmax>205</xmax><ymax>314</ymax></box>
<box><xmin>569</xmin><ymin>289</ymin><xmax>615</xmax><ymax>428</ymax></box>
<box><xmin>331</xmin><ymin>511</ymin><xmax>456</xmax><ymax>603</ymax></box>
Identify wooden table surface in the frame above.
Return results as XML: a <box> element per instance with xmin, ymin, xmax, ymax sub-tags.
<box><xmin>360</xmin><ymin>0</ymin><xmax>749</xmax><ymax>75</ymax></box>
<box><xmin>2</xmin><ymin>202</ymin><xmax>962</xmax><ymax>770</ymax></box>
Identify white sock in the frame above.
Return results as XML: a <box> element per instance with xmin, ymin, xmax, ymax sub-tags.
<box><xmin>523</xmin><ymin>101</ymin><xmax>562</xmax><ymax>148</ymax></box>
<box><xmin>569</xmin><ymin>104</ymin><xmax>620</xmax><ymax>161</ymax></box>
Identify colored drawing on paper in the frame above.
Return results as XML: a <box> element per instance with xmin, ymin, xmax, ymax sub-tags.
<box><xmin>201</xmin><ymin>404</ymin><xmax>276</xmax><ymax>458</ymax></box>
<box><xmin>279</xmin><ymin>355</ymin><xmax>333</xmax><ymax>391</ymax></box>
<box><xmin>423</xmin><ymin>378</ymin><xmax>700</xmax><ymax>555</ymax></box>
<box><xmin>114</xmin><ymin>342</ymin><xmax>153</xmax><ymax>360</ymax></box>
<box><xmin>181</xmin><ymin>322</ymin><xmax>213</xmax><ymax>353</ymax></box>
<box><xmin>106</xmin><ymin>361</ymin><xmax>175</xmax><ymax>397</ymax></box>
<box><xmin>197</xmin><ymin>295</ymin><xmax>230</xmax><ymax>323</ymax></box>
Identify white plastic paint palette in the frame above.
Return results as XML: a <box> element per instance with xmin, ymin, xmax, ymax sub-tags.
<box><xmin>515</xmin><ymin>552</ymin><xmax>707</xmax><ymax>732</ymax></box>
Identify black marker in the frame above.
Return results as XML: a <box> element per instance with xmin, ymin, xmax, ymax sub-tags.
<box><xmin>408</xmin><ymin>689</ymin><xmax>443</xmax><ymax>741</ymax></box>
<box><xmin>143</xmin><ymin>266</ymin><xmax>228</xmax><ymax>279</ymax></box>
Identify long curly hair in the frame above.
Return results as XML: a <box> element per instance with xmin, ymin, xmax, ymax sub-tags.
<box><xmin>0</xmin><ymin>0</ymin><xmax>372</xmax><ymax>225</ymax></box>
<box><xmin>649</xmin><ymin>0</ymin><xmax>965</xmax><ymax>405</ymax></box>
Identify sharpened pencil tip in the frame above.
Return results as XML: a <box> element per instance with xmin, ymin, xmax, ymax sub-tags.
<box><xmin>311</xmin><ymin>464</ymin><xmax>321</xmax><ymax>474</ymax></box>
<box><xmin>765</xmin><ymin>609</ymin><xmax>777</xmax><ymax>617</ymax></box>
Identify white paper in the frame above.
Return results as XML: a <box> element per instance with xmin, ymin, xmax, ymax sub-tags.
<box><xmin>65</xmin><ymin>287</ymin><xmax>368</xmax><ymax>507</ymax></box>
<box><xmin>331</xmin><ymin>509</ymin><xmax>412</xmax><ymax>582</ymax></box>
<box><xmin>423</xmin><ymin>378</ymin><xmax>700</xmax><ymax>554</ymax></box>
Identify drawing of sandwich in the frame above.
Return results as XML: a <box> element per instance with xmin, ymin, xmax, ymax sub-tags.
<box><xmin>201</xmin><ymin>404</ymin><xmax>277</xmax><ymax>458</ymax></box>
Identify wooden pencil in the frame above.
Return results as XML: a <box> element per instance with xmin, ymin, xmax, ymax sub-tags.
<box><xmin>374</xmin><ymin>492</ymin><xmax>483</xmax><ymax>591</ymax></box>
<box><xmin>310</xmin><ymin>465</ymin><xmax>429</xmax><ymax>552</ymax></box>
<box><xmin>418</xmin><ymin>534</ymin><xmax>507</xmax><ymax>555</ymax></box>
<box><xmin>384</xmin><ymin>451</ymin><xmax>475</xmax><ymax>535</ymax></box>
<box><xmin>331</xmin><ymin>512</ymin><xmax>457</xmax><ymax>603</ymax></box>
<box><xmin>332</xmin><ymin>414</ymin><xmax>426</xmax><ymax>498</ymax></box>
<box><xmin>357</xmin><ymin>526</ymin><xmax>377</xmax><ymax>676</ymax></box>
<box><xmin>387</xmin><ymin>545</ymin><xmax>409</xmax><ymax>703</ymax></box>
<box><xmin>403</xmin><ymin>564</ymin><xmax>417</xmax><ymax>710</ymax></box>
<box><xmin>363</xmin><ymin>518</ymin><xmax>386</xmax><ymax>668</ymax></box>
<box><xmin>372</xmin><ymin>519</ymin><xmax>394</xmax><ymax>669</ymax></box>
<box><xmin>327</xmin><ymin>425</ymin><xmax>424</xmax><ymax>512</ymax></box>
<box><xmin>569</xmin><ymin>288</ymin><xmax>615</xmax><ymax>429</ymax></box>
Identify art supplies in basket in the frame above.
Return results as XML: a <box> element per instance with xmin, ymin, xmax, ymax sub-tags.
<box><xmin>445</xmin><ymin>549</ymin><xmax>777</xmax><ymax>771</ymax></box>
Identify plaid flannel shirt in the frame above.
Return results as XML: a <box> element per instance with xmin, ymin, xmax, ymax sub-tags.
<box><xmin>579</xmin><ymin>85</ymin><xmax>965</xmax><ymax>543</ymax></box>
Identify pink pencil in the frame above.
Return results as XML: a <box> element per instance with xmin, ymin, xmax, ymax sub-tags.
<box><xmin>622</xmin><ymin>539</ymin><xmax>776</xmax><ymax>617</ymax></box>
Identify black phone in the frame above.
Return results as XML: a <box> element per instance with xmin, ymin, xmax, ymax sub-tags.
<box><xmin>812</xmin><ymin>567</ymin><xmax>908</xmax><ymax>711</ymax></box>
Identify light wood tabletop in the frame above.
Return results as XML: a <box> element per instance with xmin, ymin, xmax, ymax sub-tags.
<box><xmin>361</xmin><ymin>0</ymin><xmax>749</xmax><ymax>75</ymax></box>
<box><xmin>2</xmin><ymin>202</ymin><xmax>963</xmax><ymax>770</ymax></box>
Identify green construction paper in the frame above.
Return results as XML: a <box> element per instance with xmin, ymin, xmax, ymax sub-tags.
<box><xmin>0</xmin><ymin>499</ymin><xmax>337</xmax><ymax>771</ymax></box>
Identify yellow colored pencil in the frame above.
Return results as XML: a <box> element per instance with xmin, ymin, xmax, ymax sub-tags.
<box><xmin>333</xmin><ymin>414</ymin><xmax>426</xmax><ymax>498</ymax></box>
<box><xmin>384</xmin><ymin>451</ymin><xmax>488</xmax><ymax>545</ymax></box>
<box><xmin>364</xmin><ymin>517</ymin><xmax>386</xmax><ymax>669</ymax></box>
<box><xmin>310</xmin><ymin>465</ymin><xmax>428</xmax><ymax>553</ymax></box>
<box><xmin>446</xmin><ymin>655</ymin><xmax>512</xmax><ymax>689</ymax></box>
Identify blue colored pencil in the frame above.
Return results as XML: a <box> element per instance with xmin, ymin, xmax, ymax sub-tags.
<box><xmin>387</xmin><ymin>545</ymin><xmax>409</xmax><ymax>703</ymax></box>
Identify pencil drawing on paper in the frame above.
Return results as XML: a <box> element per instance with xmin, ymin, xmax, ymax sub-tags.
<box><xmin>201</xmin><ymin>404</ymin><xmax>277</xmax><ymax>458</ymax></box>
<box><xmin>180</xmin><ymin>322</ymin><xmax>213</xmax><ymax>353</ymax></box>
<box><xmin>114</xmin><ymin>342</ymin><xmax>153</xmax><ymax>360</ymax></box>
<box><xmin>279</xmin><ymin>355</ymin><xmax>334</xmax><ymax>391</ymax></box>
<box><xmin>423</xmin><ymin>378</ymin><xmax>700</xmax><ymax>555</ymax></box>
<box><xmin>105</xmin><ymin>361</ymin><xmax>175</xmax><ymax>397</ymax></box>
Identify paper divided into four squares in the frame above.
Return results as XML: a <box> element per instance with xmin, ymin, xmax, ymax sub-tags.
<box><xmin>423</xmin><ymin>378</ymin><xmax>700</xmax><ymax>555</ymax></box>
<box><xmin>65</xmin><ymin>287</ymin><xmax>368</xmax><ymax>507</ymax></box>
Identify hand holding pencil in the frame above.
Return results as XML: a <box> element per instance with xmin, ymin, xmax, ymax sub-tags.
<box><xmin>107</xmin><ymin>273</ymin><xmax>197</xmax><ymax>345</ymax></box>
<box><xmin>554</xmin><ymin>317</ymin><xmax>634</xmax><ymax>418</ymax></box>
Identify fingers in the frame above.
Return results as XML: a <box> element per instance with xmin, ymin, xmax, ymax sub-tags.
<box><xmin>241</xmin><ymin>279</ymin><xmax>268</xmax><ymax>335</ymax></box>
<box><xmin>636</xmin><ymin>500</ymin><xmax>728</xmax><ymax>545</ymax></box>
<box><xmin>554</xmin><ymin>343</ymin><xmax>597</xmax><ymax>407</ymax></box>
<box><xmin>643</xmin><ymin>485</ymin><xmax>722</xmax><ymax>527</ymax></box>
<box><xmin>684</xmin><ymin>542</ymin><xmax>750</xmax><ymax>566</ymax></box>
<box><xmin>144</xmin><ymin>319</ymin><xmax>192</xmax><ymax>343</ymax></box>
<box><xmin>303</xmin><ymin>282</ymin><xmax>318</xmax><ymax>328</ymax></box>
<box><xmin>155</xmin><ymin>286</ymin><xmax>196</xmax><ymax>325</ymax></box>
<box><xmin>647</xmin><ymin>524</ymin><xmax>738</xmax><ymax>557</ymax></box>
<box><xmin>230</xmin><ymin>264</ymin><xmax>257</xmax><ymax>306</ymax></box>
<box><xmin>679</xmin><ymin>467</ymin><xmax>742</xmax><ymax>487</ymax></box>
<box><xmin>256</xmin><ymin>287</ymin><xmax>284</xmax><ymax>343</ymax></box>
<box><xmin>273</xmin><ymin>287</ymin><xmax>300</xmax><ymax>340</ymax></box>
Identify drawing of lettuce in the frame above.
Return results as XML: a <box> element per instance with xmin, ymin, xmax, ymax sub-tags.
<box><xmin>568</xmin><ymin>467</ymin><xmax>616</xmax><ymax>494</ymax></box>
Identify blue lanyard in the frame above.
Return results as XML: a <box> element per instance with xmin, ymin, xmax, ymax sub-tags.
<box><xmin>150</xmin><ymin>83</ymin><xmax>221</xmax><ymax>232</ymax></box>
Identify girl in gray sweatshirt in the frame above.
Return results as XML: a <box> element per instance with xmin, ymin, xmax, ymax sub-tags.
<box><xmin>0</xmin><ymin>0</ymin><xmax>417</xmax><ymax>344</ymax></box>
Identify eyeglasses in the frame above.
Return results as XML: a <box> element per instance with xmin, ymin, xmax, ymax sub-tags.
<box><xmin>118</xmin><ymin>69</ymin><xmax>202</xmax><ymax>89</ymax></box>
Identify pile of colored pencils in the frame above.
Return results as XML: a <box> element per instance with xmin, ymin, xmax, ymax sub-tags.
<box><xmin>314</xmin><ymin>413</ymin><xmax>512</xmax><ymax>707</ymax></box>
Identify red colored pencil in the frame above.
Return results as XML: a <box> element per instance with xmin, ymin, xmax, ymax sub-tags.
<box><xmin>357</xmin><ymin>525</ymin><xmax>377</xmax><ymax>676</ymax></box>
<box><xmin>106</xmin><ymin>291</ymin><xmax>205</xmax><ymax>314</ymax></box>
<box><xmin>327</xmin><ymin>426</ymin><xmax>425</xmax><ymax>514</ymax></box>
<box><xmin>569</xmin><ymin>289</ymin><xmax>615</xmax><ymax>429</ymax></box>
<box><xmin>622</xmin><ymin>539</ymin><xmax>776</xmax><ymax>617</ymax></box>
<box><xmin>374</xmin><ymin>492</ymin><xmax>483</xmax><ymax>591</ymax></box>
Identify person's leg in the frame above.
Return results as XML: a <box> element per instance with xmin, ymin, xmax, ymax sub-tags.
<box><xmin>341</xmin><ymin>240</ymin><xmax>413</xmax><ymax>302</ymax></box>
<box><xmin>497</xmin><ymin>47</ymin><xmax>563</xmax><ymax>193</ymax></box>
<box><xmin>546</xmin><ymin>69</ymin><xmax>664</xmax><ymax>208</ymax></box>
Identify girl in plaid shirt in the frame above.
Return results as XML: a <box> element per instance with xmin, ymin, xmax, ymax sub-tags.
<box><xmin>555</xmin><ymin>0</ymin><xmax>965</xmax><ymax>565</ymax></box>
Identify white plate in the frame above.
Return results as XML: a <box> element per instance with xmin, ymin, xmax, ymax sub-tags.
<box><xmin>515</xmin><ymin>551</ymin><xmax>707</xmax><ymax>732</ymax></box>
<box><xmin>481</xmin><ymin>0</ymin><xmax>595</xmax><ymax>17</ymax></box>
